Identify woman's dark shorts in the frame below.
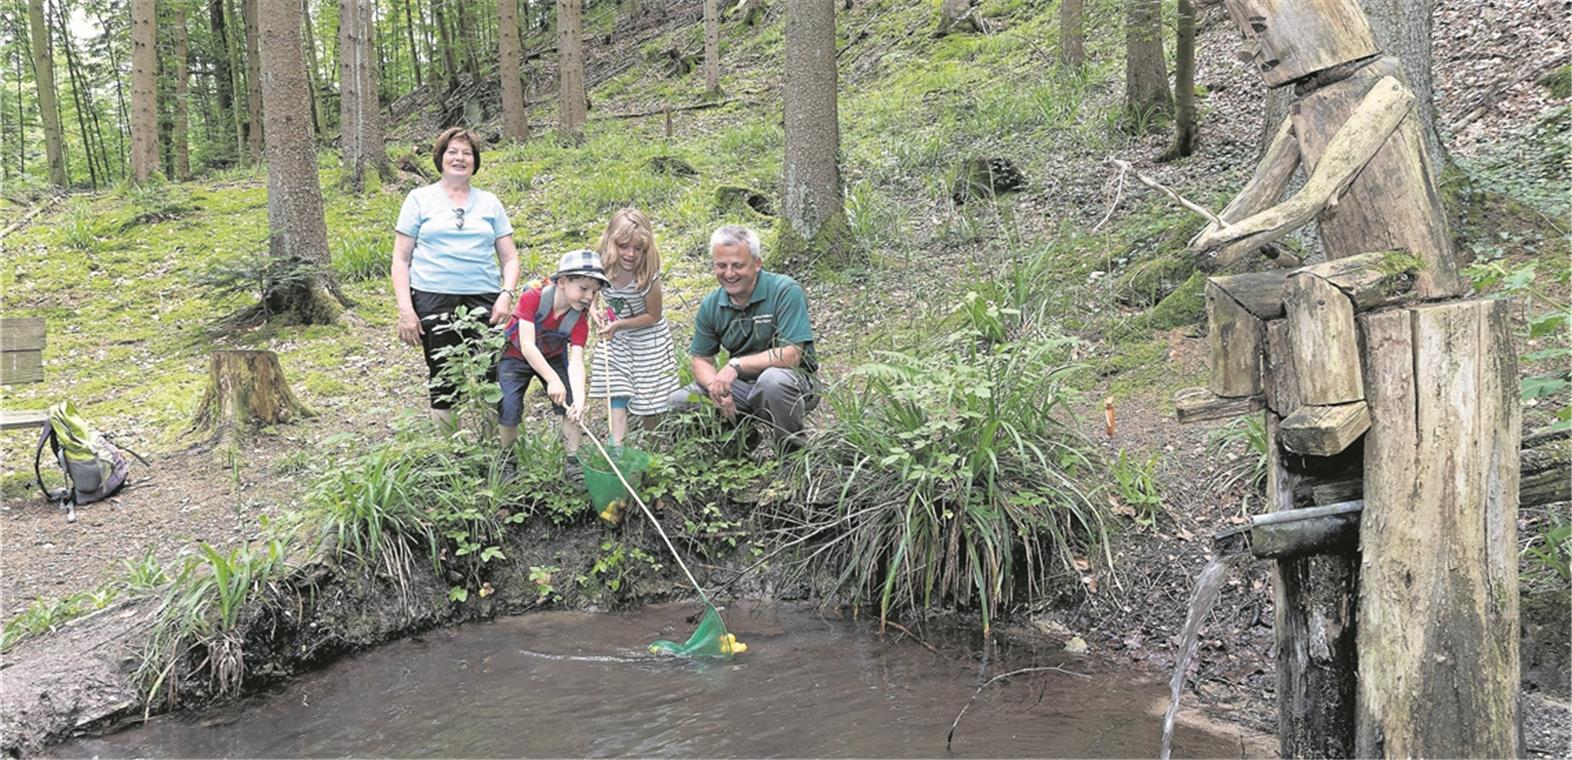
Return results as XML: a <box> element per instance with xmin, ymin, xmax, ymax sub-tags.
<box><xmin>412</xmin><ymin>289</ymin><xmax>500</xmax><ymax>410</ymax></box>
<box><xmin>498</xmin><ymin>355</ymin><xmax>571</xmax><ymax>426</ymax></box>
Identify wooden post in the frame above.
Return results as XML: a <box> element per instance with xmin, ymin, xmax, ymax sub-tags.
<box><xmin>1267</xmin><ymin>412</ymin><xmax>1359</xmax><ymax>758</ymax></box>
<box><xmin>1357</xmin><ymin>301</ymin><xmax>1520</xmax><ymax>757</ymax></box>
<box><xmin>191</xmin><ymin>350</ymin><xmax>314</xmax><ymax>434</ymax></box>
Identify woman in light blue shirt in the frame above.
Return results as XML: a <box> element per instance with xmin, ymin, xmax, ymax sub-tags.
<box><xmin>391</xmin><ymin>127</ymin><xmax>521</xmax><ymax>428</ymax></box>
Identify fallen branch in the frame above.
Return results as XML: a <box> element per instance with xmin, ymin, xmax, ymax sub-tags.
<box><xmin>1107</xmin><ymin>157</ymin><xmax>1226</xmax><ymax>228</ymax></box>
<box><xmin>0</xmin><ymin>195</ymin><xmax>64</xmax><ymax>242</ymax></box>
<box><xmin>601</xmin><ymin>97</ymin><xmax>740</xmax><ymax>120</ymax></box>
<box><xmin>946</xmin><ymin>665</ymin><xmax>1089</xmax><ymax>749</ymax></box>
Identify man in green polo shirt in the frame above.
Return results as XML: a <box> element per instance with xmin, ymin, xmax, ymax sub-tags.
<box><xmin>666</xmin><ymin>224</ymin><xmax>820</xmax><ymax>450</ymax></box>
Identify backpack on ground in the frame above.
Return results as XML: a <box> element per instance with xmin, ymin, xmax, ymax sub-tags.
<box><xmin>33</xmin><ymin>401</ymin><xmax>145</xmax><ymax>519</ymax></box>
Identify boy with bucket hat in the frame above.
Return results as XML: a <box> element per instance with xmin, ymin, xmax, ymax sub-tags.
<box><xmin>499</xmin><ymin>249</ymin><xmax>610</xmax><ymax>480</ymax></box>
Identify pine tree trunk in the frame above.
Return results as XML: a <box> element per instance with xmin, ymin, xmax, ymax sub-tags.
<box><xmin>257</xmin><ymin>0</ymin><xmax>339</xmax><ymax>324</ymax></box>
<box><xmin>498</xmin><ymin>0</ymin><xmax>529</xmax><ymax>140</ymax></box>
<box><xmin>340</xmin><ymin>0</ymin><xmax>391</xmax><ymax>190</ymax></box>
<box><xmin>301</xmin><ymin>0</ymin><xmax>327</xmax><ymax>138</ymax></box>
<box><xmin>172</xmin><ymin>4</ymin><xmax>191</xmax><ymax>180</ymax></box>
<box><xmin>224</xmin><ymin>0</ymin><xmax>248</xmax><ymax>160</ymax></box>
<box><xmin>1163</xmin><ymin>0</ymin><xmax>1197</xmax><ymax>159</ymax></box>
<box><xmin>433</xmin><ymin>0</ymin><xmax>460</xmax><ymax>91</ymax></box>
<box><xmin>403</xmin><ymin>0</ymin><xmax>422</xmax><ymax>87</ymax></box>
<box><xmin>1059</xmin><ymin>0</ymin><xmax>1084</xmax><ymax>68</ymax></box>
<box><xmin>93</xmin><ymin>8</ymin><xmax>131</xmax><ymax>173</ymax></box>
<box><xmin>191</xmin><ymin>350</ymin><xmax>314</xmax><ymax>434</ymax></box>
<box><xmin>781</xmin><ymin>0</ymin><xmax>846</xmax><ymax>264</ymax></box>
<box><xmin>703</xmin><ymin>0</ymin><xmax>720</xmax><ymax>95</ymax></box>
<box><xmin>456</xmin><ymin>0</ymin><xmax>481</xmax><ymax>79</ymax></box>
<box><xmin>210</xmin><ymin>0</ymin><xmax>235</xmax><ymax>114</ymax></box>
<box><xmin>27</xmin><ymin>0</ymin><xmax>67</xmax><ymax>186</ymax></box>
<box><xmin>58</xmin><ymin>10</ymin><xmax>101</xmax><ymax>188</ymax></box>
<box><xmin>1123</xmin><ymin>0</ymin><xmax>1170</xmax><ymax>132</ymax></box>
<box><xmin>242</xmin><ymin>0</ymin><xmax>265</xmax><ymax>162</ymax></box>
<box><xmin>1359</xmin><ymin>0</ymin><xmax>1447</xmax><ymax>168</ymax></box>
<box><xmin>557</xmin><ymin>0</ymin><xmax>585</xmax><ymax>139</ymax></box>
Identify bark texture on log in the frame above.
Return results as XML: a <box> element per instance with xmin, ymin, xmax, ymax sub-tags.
<box><xmin>1356</xmin><ymin>302</ymin><xmax>1520</xmax><ymax>758</ymax></box>
<box><xmin>1175</xmin><ymin>387</ymin><xmax>1262</xmax><ymax>424</ymax></box>
<box><xmin>192</xmin><ymin>350</ymin><xmax>314</xmax><ymax>433</ymax></box>
<box><xmin>26</xmin><ymin>0</ymin><xmax>67</xmax><ymax>186</ymax></box>
<box><xmin>703</xmin><ymin>0</ymin><xmax>720</xmax><ymax>93</ymax></box>
<box><xmin>498</xmin><ymin>0</ymin><xmax>529</xmax><ymax>141</ymax></box>
<box><xmin>557</xmin><ymin>0</ymin><xmax>586</xmax><ymax>139</ymax></box>
<box><xmin>1267</xmin><ymin>412</ymin><xmax>1359</xmax><ymax>758</ymax></box>
<box><xmin>1222</xmin><ymin>0</ymin><xmax>1377</xmax><ymax>87</ymax></box>
<box><xmin>1264</xmin><ymin>319</ymin><xmax>1300</xmax><ymax>417</ymax></box>
<box><xmin>1298</xmin><ymin>250</ymin><xmax>1417</xmax><ymax>311</ymax></box>
<box><xmin>129</xmin><ymin>0</ymin><xmax>158</xmax><ymax>182</ymax></box>
<box><xmin>1290</xmin><ymin>59</ymin><xmax>1461</xmax><ymax>299</ymax></box>
<box><xmin>1206</xmin><ymin>280</ymin><xmax>1266</xmax><ymax>397</ymax></box>
<box><xmin>1285</xmin><ymin>273</ymin><xmax>1361</xmax><ymax>405</ymax></box>
<box><xmin>1280</xmin><ymin>401</ymin><xmax>1370</xmax><ymax>456</ymax></box>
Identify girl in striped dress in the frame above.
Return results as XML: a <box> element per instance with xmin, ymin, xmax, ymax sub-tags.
<box><xmin>588</xmin><ymin>208</ymin><xmax>680</xmax><ymax>446</ymax></box>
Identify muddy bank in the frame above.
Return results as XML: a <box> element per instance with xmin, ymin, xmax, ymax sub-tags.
<box><xmin>0</xmin><ymin>518</ymin><xmax>665</xmax><ymax>757</ymax></box>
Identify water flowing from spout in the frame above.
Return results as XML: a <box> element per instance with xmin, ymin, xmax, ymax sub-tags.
<box><xmin>1158</xmin><ymin>545</ymin><xmax>1250</xmax><ymax>760</ymax></box>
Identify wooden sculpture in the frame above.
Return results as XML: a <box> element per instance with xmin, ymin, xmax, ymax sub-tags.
<box><xmin>1176</xmin><ymin>1</ymin><xmax>1520</xmax><ymax>756</ymax></box>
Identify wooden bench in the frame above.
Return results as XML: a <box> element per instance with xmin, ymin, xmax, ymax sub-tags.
<box><xmin>1</xmin><ymin>317</ymin><xmax>48</xmax><ymax>430</ymax></box>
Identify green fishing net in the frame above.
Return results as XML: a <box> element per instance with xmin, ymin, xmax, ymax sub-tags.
<box><xmin>648</xmin><ymin>606</ymin><xmax>746</xmax><ymax>658</ymax></box>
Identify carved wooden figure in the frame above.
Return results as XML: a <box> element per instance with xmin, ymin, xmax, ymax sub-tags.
<box><xmin>1172</xmin><ymin>0</ymin><xmax>1520</xmax><ymax>757</ymax></box>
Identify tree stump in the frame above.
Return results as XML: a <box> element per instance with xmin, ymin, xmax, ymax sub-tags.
<box><xmin>191</xmin><ymin>350</ymin><xmax>314</xmax><ymax>435</ymax></box>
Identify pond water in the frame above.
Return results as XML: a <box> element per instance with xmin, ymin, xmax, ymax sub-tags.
<box><xmin>57</xmin><ymin>602</ymin><xmax>1253</xmax><ymax>758</ymax></box>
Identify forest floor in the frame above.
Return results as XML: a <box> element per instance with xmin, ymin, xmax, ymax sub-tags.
<box><xmin>2</xmin><ymin>0</ymin><xmax>1568</xmax><ymax>754</ymax></box>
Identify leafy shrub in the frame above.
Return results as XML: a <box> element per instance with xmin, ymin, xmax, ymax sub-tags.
<box><xmin>768</xmin><ymin>323</ymin><xmax>1104</xmax><ymax>634</ymax></box>
<box><xmin>332</xmin><ymin>230</ymin><xmax>392</xmax><ymax>282</ymax></box>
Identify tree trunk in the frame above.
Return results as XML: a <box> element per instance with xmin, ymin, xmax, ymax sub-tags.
<box><xmin>498</xmin><ymin>0</ymin><xmax>529</xmax><ymax>140</ymax></box>
<box><xmin>1123</xmin><ymin>0</ymin><xmax>1170</xmax><ymax>132</ymax></box>
<box><xmin>1059</xmin><ymin>0</ymin><xmax>1084</xmax><ymax>68</ymax></box>
<box><xmin>242</xmin><ymin>0</ymin><xmax>265</xmax><ymax>162</ymax></box>
<box><xmin>1359</xmin><ymin>0</ymin><xmax>1446</xmax><ymax>168</ymax></box>
<box><xmin>58</xmin><ymin>8</ymin><xmax>100</xmax><ymax>188</ymax></box>
<box><xmin>172</xmin><ymin>4</ymin><xmax>191</xmax><ymax>180</ymax></box>
<box><xmin>301</xmin><ymin>0</ymin><xmax>327</xmax><ymax>138</ymax></box>
<box><xmin>224</xmin><ymin>0</ymin><xmax>248</xmax><ymax>160</ymax></box>
<box><xmin>1266</xmin><ymin>413</ymin><xmax>1360</xmax><ymax>758</ymax></box>
<box><xmin>1162</xmin><ymin>0</ymin><xmax>1197</xmax><ymax>159</ymax></box>
<box><xmin>93</xmin><ymin>8</ymin><xmax>131</xmax><ymax>173</ymax></box>
<box><xmin>257</xmin><ymin>0</ymin><xmax>339</xmax><ymax>324</ymax></box>
<box><xmin>703</xmin><ymin>0</ymin><xmax>720</xmax><ymax>95</ymax></box>
<box><xmin>403</xmin><ymin>0</ymin><xmax>422</xmax><ymax>87</ymax></box>
<box><xmin>27</xmin><ymin>0</ymin><xmax>67</xmax><ymax>186</ymax></box>
<box><xmin>433</xmin><ymin>0</ymin><xmax>460</xmax><ymax>91</ymax></box>
<box><xmin>191</xmin><ymin>350</ymin><xmax>314</xmax><ymax>434</ymax></box>
<box><xmin>781</xmin><ymin>0</ymin><xmax>846</xmax><ymax>264</ymax></box>
<box><xmin>340</xmin><ymin>0</ymin><xmax>391</xmax><ymax>191</ymax></box>
<box><xmin>557</xmin><ymin>0</ymin><xmax>585</xmax><ymax>139</ymax></box>
<box><xmin>455</xmin><ymin>0</ymin><xmax>481</xmax><ymax>80</ymax></box>
<box><xmin>210</xmin><ymin>0</ymin><xmax>235</xmax><ymax>114</ymax></box>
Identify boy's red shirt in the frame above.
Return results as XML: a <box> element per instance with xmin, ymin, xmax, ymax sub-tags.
<box><xmin>503</xmin><ymin>283</ymin><xmax>591</xmax><ymax>361</ymax></box>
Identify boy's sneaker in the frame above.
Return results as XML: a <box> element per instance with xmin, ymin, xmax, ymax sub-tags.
<box><xmin>564</xmin><ymin>456</ymin><xmax>584</xmax><ymax>484</ymax></box>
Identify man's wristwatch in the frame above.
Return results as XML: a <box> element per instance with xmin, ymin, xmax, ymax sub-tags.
<box><xmin>726</xmin><ymin>357</ymin><xmax>742</xmax><ymax>373</ymax></box>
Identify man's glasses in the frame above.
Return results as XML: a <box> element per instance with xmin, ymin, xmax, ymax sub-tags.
<box><xmin>454</xmin><ymin>207</ymin><xmax>466</xmax><ymax>229</ymax></box>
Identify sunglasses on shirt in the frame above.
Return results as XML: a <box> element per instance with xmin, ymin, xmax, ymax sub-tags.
<box><xmin>453</xmin><ymin>207</ymin><xmax>466</xmax><ymax>229</ymax></box>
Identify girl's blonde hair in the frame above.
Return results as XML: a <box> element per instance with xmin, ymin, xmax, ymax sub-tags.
<box><xmin>597</xmin><ymin>207</ymin><xmax>661</xmax><ymax>289</ymax></box>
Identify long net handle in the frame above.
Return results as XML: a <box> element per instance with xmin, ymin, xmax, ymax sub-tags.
<box><xmin>576</xmin><ymin>421</ymin><xmax>711</xmax><ymax>608</ymax></box>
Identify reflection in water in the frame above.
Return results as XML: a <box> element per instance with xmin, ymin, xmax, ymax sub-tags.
<box><xmin>59</xmin><ymin>602</ymin><xmax>1253</xmax><ymax>758</ymax></box>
